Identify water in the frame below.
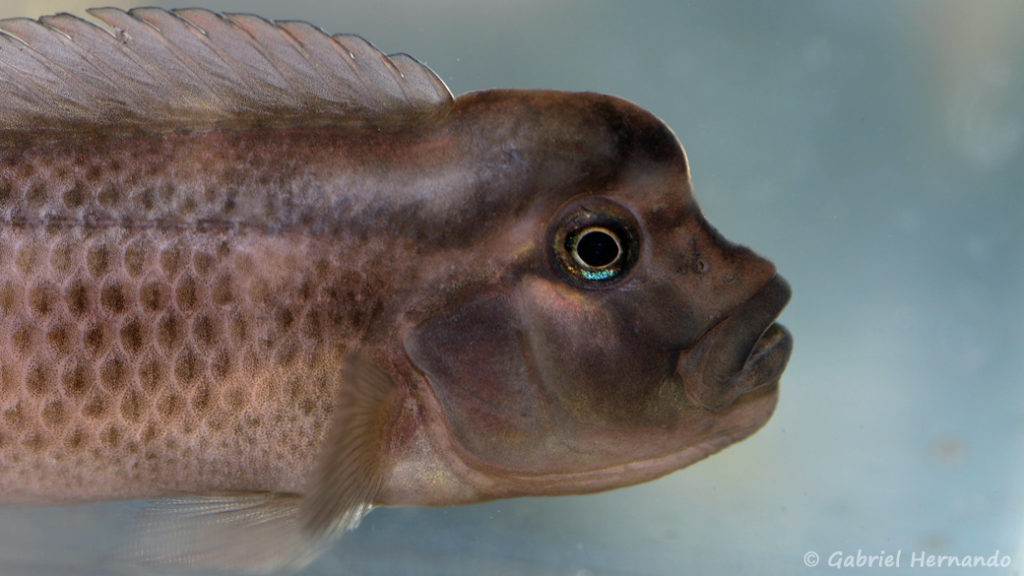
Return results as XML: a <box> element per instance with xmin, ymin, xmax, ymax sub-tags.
<box><xmin>0</xmin><ymin>1</ymin><xmax>1021</xmax><ymax>575</ymax></box>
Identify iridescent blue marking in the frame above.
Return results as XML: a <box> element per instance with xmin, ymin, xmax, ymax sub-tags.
<box><xmin>580</xmin><ymin>267</ymin><xmax>618</xmax><ymax>281</ymax></box>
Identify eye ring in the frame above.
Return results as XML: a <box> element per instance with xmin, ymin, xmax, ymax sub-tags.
<box><xmin>548</xmin><ymin>198</ymin><xmax>641</xmax><ymax>288</ymax></box>
<box><xmin>571</xmin><ymin>227</ymin><xmax>622</xmax><ymax>272</ymax></box>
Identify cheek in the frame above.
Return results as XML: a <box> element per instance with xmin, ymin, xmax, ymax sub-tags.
<box><xmin>519</xmin><ymin>277</ymin><xmax>608</xmax><ymax>336</ymax></box>
<box><xmin>518</xmin><ymin>277</ymin><xmax>619</xmax><ymax>367</ymax></box>
<box><xmin>517</xmin><ymin>278</ymin><xmax>675</xmax><ymax>425</ymax></box>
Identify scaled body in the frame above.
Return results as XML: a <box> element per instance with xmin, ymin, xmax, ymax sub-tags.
<box><xmin>0</xmin><ymin>8</ymin><xmax>792</xmax><ymax>572</ymax></box>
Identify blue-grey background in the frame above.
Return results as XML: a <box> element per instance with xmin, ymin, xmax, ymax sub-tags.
<box><xmin>0</xmin><ymin>1</ymin><xmax>1021</xmax><ymax>575</ymax></box>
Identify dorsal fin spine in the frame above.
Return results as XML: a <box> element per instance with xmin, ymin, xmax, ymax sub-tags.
<box><xmin>0</xmin><ymin>8</ymin><xmax>453</xmax><ymax>136</ymax></box>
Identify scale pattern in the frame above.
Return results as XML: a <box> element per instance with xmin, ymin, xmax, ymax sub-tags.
<box><xmin>0</xmin><ymin>136</ymin><xmax>374</xmax><ymax>502</ymax></box>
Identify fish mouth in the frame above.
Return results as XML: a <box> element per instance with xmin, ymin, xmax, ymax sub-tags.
<box><xmin>679</xmin><ymin>274</ymin><xmax>793</xmax><ymax>411</ymax></box>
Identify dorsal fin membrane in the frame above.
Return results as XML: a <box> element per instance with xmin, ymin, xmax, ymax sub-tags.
<box><xmin>0</xmin><ymin>8</ymin><xmax>453</xmax><ymax>135</ymax></box>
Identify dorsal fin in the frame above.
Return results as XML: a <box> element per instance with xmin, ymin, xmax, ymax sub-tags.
<box><xmin>0</xmin><ymin>7</ymin><xmax>453</xmax><ymax>136</ymax></box>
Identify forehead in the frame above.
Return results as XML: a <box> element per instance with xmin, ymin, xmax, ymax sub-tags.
<box><xmin>355</xmin><ymin>90</ymin><xmax>693</xmax><ymax>251</ymax></box>
<box><xmin>450</xmin><ymin>89</ymin><xmax>691</xmax><ymax>205</ymax></box>
<box><xmin>454</xmin><ymin>90</ymin><xmax>687</xmax><ymax>167</ymax></box>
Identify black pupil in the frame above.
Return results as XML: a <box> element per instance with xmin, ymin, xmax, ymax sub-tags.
<box><xmin>575</xmin><ymin>229</ymin><xmax>620</xmax><ymax>268</ymax></box>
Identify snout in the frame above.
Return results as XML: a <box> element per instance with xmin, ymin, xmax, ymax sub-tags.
<box><xmin>678</xmin><ymin>275</ymin><xmax>793</xmax><ymax>411</ymax></box>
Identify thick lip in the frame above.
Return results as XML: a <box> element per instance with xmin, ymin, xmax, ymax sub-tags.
<box><xmin>680</xmin><ymin>274</ymin><xmax>793</xmax><ymax>411</ymax></box>
<box><xmin>736</xmin><ymin>321</ymin><xmax>792</xmax><ymax>391</ymax></box>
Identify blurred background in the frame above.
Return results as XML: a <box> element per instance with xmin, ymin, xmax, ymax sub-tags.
<box><xmin>0</xmin><ymin>1</ymin><xmax>1021</xmax><ymax>575</ymax></box>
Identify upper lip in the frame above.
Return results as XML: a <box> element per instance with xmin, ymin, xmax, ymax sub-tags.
<box><xmin>678</xmin><ymin>274</ymin><xmax>793</xmax><ymax>410</ymax></box>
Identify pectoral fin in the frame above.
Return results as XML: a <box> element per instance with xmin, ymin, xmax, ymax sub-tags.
<box><xmin>299</xmin><ymin>354</ymin><xmax>398</xmax><ymax>540</ymax></box>
<box><xmin>121</xmin><ymin>354</ymin><xmax>400</xmax><ymax>574</ymax></box>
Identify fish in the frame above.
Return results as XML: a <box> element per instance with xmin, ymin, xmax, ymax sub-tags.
<box><xmin>0</xmin><ymin>7</ymin><xmax>793</xmax><ymax>573</ymax></box>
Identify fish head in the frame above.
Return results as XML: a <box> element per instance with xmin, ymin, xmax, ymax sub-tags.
<box><xmin>400</xmin><ymin>90</ymin><xmax>792</xmax><ymax>502</ymax></box>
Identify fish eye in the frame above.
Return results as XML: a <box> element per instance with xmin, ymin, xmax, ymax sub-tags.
<box><xmin>549</xmin><ymin>198</ymin><xmax>640</xmax><ymax>287</ymax></box>
<box><xmin>571</xmin><ymin>227</ymin><xmax>622</xmax><ymax>272</ymax></box>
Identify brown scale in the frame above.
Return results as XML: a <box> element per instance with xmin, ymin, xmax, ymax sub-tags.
<box><xmin>0</xmin><ymin>129</ymin><xmax>395</xmax><ymax>504</ymax></box>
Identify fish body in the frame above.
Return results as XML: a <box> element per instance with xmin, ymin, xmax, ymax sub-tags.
<box><xmin>0</xmin><ymin>8</ymin><xmax>792</xmax><ymax>572</ymax></box>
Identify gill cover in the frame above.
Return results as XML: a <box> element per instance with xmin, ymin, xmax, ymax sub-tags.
<box><xmin>403</xmin><ymin>194</ymin><xmax>681</xmax><ymax>476</ymax></box>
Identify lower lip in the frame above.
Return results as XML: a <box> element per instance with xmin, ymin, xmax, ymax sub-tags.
<box><xmin>738</xmin><ymin>322</ymin><xmax>793</xmax><ymax>390</ymax></box>
<box><xmin>750</xmin><ymin>323</ymin><xmax>788</xmax><ymax>360</ymax></box>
